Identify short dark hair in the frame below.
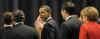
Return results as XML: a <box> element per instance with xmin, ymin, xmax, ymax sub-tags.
<box><xmin>62</xmin><ymin>2</ymin><xmax>79</xmax><ymax>15</ymax></box>
<box><xmin>13</xmin><ymin>10</ymin><xmax>25</xmax><ymax>22</ymax></box>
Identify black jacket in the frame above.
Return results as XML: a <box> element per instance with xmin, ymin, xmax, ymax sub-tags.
<box><xmin>0</xmin><ymin>27</ymin><xmax>2</xmax><ymax>39</ymax></box>
<box><xmin>41</xmin><ymin>18</ymin><xmax>59</xmax><ymax>39</ymax></box>
<box><xmin>2</xmin><ymin>23</ymin><xmax>38</xmax><ymax>39</ymax></box>
<box><xmin>60</xmin><ymin>16</ymin><xmax>82</xmax><ymax>39</ymax></box>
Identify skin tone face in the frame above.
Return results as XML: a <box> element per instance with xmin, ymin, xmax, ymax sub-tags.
<box><xmin>35</xmin><ymin>8</ymin><xmax>50</xmax><ymax>39</ymax></box>
<box><xmin>39</xmin><ymin>8</ymin><xmax>50</xmax><ymax>21</ymax></box>
<box><xmin>61</xmin><ymin>9</ymin><xmax>69</xmax><ymax>20</ymax></box>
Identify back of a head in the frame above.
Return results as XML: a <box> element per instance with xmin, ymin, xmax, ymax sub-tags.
<box><xmin>62</xmin><ymin>2</ymin><xmax>79</xmax><ymax>15</ymax></box>
<box><xmin>13</xmin><ymin>10</ymin><xmax>25</xmax><ymax>22</ymax></box>
<box><xmin>81</xmin><ymin>6</ymin><xmax>99</xmax><ymax>21</ymax></box>
<box><xmin>3</xmin><ymin>11</ymin><xmax>13</xmax><ymax>25</ymax></box>
<box><xmin>62</xmin><ymin>1</ymin><xmax>75</xmax><ymax>8</ymax></box>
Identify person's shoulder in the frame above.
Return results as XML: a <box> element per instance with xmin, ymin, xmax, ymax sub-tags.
<box><xmin>47</xmin><ymin>18</ymin><xmax>56</xmax><ymax>24</ymax></box>
<box><xmin>80</xmin><ymin>23</ymin><xmax>88</xmax><ymax>29</ymax></box>
<box><xmin>15</xmin><ymin>24</ymin><xmax>37</xmax><ymax>35</ymax></box>
<box><xmin>46</xmin><ymin>18</ymin><xmax>58</xmax><ymax>27</ymax></box>
<box><xmin>68</xmin><ymin>17</ymin><xmax>82</xmax><ymax>25</ymax></box>
<box><xmin>15</xmin><ymin>24</ymin><xmax>38</xmax><ymax>39</ymax></box>
<box><xmin>62</xmin><ymin>20</ymin><xmax>72</xmax><ymax>26</ymax></box>
<box><xmin>61</xmin><ymin>18</ymin><xmax>81</xmax><ymax>28</ymax></box>
<box><xmin>61</xmin><ymin>21</ymin><xmax>71</xmax><ymax>29</ymax></box>
<box><xmin>22</xmin><ymin>24</ymin><xmax>36</xmax><ymax>31</ymax></box>
<box><xmin>15</xmin><ymin>24</ymin><xmax>36</xmax><ymax>33</ymax></box>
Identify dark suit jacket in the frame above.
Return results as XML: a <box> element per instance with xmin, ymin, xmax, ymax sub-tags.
<box><xmin>97</xmin><ymin>18</ymin><xmax>100</xmax><ymax>24</ymax></box>
<box><xmin>41</xmin><ymin>18</ymin><xmax>59</xmax><ymax>39</ymax></box>
<box><xmin>60</xmin><ymin>16</ymin><xmax>82</xmax><ymax>39</ymax></box>
<box><xmin>0</xmin><ymin>27</ymin><xmax>2</xmax><ymax>39</ymax></box>
<box><xmin>2</xmin><ymin>23</ymin><xmax>38</xmax><ymax>39</ymax></box>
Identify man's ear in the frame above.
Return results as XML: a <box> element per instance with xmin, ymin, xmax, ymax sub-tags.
<box><xmin>64</xmin><ymin>10</ymin><xmax>68</xmax><ymax>14</ymax></box>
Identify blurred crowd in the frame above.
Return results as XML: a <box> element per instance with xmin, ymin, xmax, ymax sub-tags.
<box><xmin>0</xmin><ymin>1</ymin><xmax>100</xmax><ymax>39</ymax></box>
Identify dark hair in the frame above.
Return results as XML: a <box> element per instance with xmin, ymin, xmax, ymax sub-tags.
<box><xmin>13</xmin><ymin>10</ymin><xmax>25</xmax><ymax>22</ymax></box>
<box><xmin>63</xmin><ymin>7</ymin><xmax>78</xmax><ymax>15</ymax></box>
<box><xmin>62</xmin><ymin>2</ymin><xmax>79</xmax><ymax>15</ymax></box>
<box><xmin>4</xmin><ymin>16</ymin><xmax>12</xmax><ymax>24</ymax></box>
<box><xmin>2</xmin><ymin>12</ymin><xmax>13</xmax><ymax>25</ymax></box>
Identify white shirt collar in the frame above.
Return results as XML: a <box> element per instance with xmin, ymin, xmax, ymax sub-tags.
<box><xmin>47</xmin><ymin>17</ymin><xmax>52</xmax><ymax>21</ymax></box>
<box><xmin>15</xmin><ymin>22</ymin><xmax>23</xmax><ymax>25</ymax></box>
<box><xmin>65</xmin><ymin>16</ymin><xmax>72</xmax><ymax>21</ymax></box>
<box><xmin>4</xmin><ymin>24</ymin><xmax>13</xmax><ymax>27</ymax></box>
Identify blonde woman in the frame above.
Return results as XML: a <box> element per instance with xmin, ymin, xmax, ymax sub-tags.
<box><xmin>79</xmin><ymin>6</ymin><xmax>100</xmax><ymax>39</ymax></box>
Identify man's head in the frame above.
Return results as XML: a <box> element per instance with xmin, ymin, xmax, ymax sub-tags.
<box><xmin>3</xmin><ymin>11</ymin><xmax>14</xmax><ymax>25</ymax></box>
<box><xmin>39</xmin><ymin>5</ymin><xmax>51</xmax><ymax>21</ymax></box>
<box><xmin>81</xmin><ymin>6</ymin><xmax>99</xmax><ymax>23</ymax></box>
<box><xmin>61</xmin><ymin>2</ymin><xmax>77</xmax><ymax>20</ymax></box>
<box><xmin>13</xmin><ymin>9</ymin><xmax>25</xmax><ymax>23</ymax></box>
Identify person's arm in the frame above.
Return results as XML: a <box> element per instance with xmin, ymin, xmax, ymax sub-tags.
<box><xmin>79</xmin><ymin>24</ymin><xmax>88</xmax><ymax>39</ymax></box>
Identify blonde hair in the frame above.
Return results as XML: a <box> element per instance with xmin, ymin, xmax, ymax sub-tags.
<box><xmin>81</xmin><ymin>6</ymin><xmax>99</xmax><ymax>23</ymax></box>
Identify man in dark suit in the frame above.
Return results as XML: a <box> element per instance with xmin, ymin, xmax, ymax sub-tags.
<box><xmin>60</xmin><ymin>2</ymin><xmax>82</xmax><ymax>39</ymax></box>
<box><xmin>41</xmin><ymin>18</ymin><xmax>58</xmax><ymax>39</ymax></box>
<box><xmin>2</xmin><ymin>10</ymin><xmax>38</xmax><ymax>39</ymax></box>
<box><xmin>0</xmin><ymin>13</ymin><xmax>2</xmax><ymax>39</ymax></box>
<box><xmin>36</xmin><ymin>5</ymin><xmax>58</xmax><ymax>39</ymax></box>
<box><xmin>1</xmin><ymin>11</ymin><xmax>16</xmax><ymax>39</ymax></box>
<box><xmin>13</xmin><ymin>10</ymin><xmax>38</xmax><ymax>39</ymax></box>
